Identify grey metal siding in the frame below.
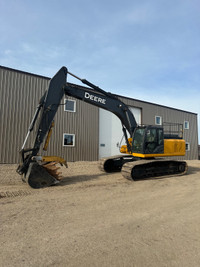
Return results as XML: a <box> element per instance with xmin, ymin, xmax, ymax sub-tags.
<box><xmin>0</xmin><ymin>66</ymin><xmax>99</xmax><ymax>163</ymax></box>
<box><xmin>0</xmin><ymin>67</ymin><xmax>49</xmax><ymax>163</ymax></box>
<box><xmin>50</xmin><ymin>97</ymin><xmax>99</xmax><ymax>162</ymax></box>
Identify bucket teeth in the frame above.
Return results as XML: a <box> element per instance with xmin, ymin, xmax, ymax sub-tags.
<box><xmin>42</xmin><ymin>162</ymin><xmax>63</xmax><ymax>180</ymax></box>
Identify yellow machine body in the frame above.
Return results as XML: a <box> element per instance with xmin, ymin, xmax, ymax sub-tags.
<box><xmin>120</xmin><ymin>138</ymin><xmax>186</xmax><ymax>158</ymax></box>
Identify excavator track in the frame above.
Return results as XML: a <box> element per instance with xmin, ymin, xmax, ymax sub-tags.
<box><xmin>99</xmin><ymin>155</ymin><xmax>135</xmax><ymax>173</ymax></box>
<box><xmin>121</xmin><ymin>159</ymin><xmax>188</xmax><ymax>181</ymax></box>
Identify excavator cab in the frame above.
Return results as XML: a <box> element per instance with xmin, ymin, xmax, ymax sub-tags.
<box><xmin>120</xmin><ymin>122</ymin><xmax>186</xmax><ymax>159</ymax></box>
<box><xmin>131</xmin><ymin>123</ymin><xmax>186</xmax><ymax>159</ymax></box>
<box><xmin>132</xmin><ymin>125</ymin><xmax>164</xmax><ymax>155</ymax></box>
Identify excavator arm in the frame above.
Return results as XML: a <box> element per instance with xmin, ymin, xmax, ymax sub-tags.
<box><xmin>17</xmin><ymin>66</ymin><xmax>137</xmax><ymax>188</ymax></box>
<box><xmin>64</xmin><ymin>83</ymin><xmax>136</xmax><ymax>137</ymax></box>
<box><xmin>65</xmin><ymin>70</ymin><xmax>137</xmax><ymax>136</ymax></box>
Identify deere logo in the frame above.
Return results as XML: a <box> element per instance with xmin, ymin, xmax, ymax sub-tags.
<box><xmin>84</xmin><ymin>92</ymin><xmax>106</xmax><ymax>105</ymax></box>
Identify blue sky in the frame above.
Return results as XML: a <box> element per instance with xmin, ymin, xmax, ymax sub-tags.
<box><xmin>0</xmin><ymin>0</ymin><xmax>199</xmax><ymax>141</ymax></box>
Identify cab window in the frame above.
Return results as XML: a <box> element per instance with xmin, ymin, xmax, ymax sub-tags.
<box><xmin>132</xmin><ymin>128</ymin><xmax>145</xmax><ymax>153</ymax></box>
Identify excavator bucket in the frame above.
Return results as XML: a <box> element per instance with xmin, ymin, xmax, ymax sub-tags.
<box><xmin>24</xmin><ymin>162</ymin><xmax>62</xmax><ymax>189</ymax></box>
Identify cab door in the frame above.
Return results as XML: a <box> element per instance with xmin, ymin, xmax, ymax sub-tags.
<box><xmin>144</xmin><ymin>127</ymin><xmax>164</xmax><ymax>154</ymax></box>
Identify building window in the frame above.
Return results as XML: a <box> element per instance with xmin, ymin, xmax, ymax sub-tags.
<box><xmin>186</xmin><ymin>142</ymin><xmax>190</xmax><ymax>151</ymax></box>
<box><xmin>155</xmin><ymin>116</ymin><xmax>162</xmax><ymax>125</ymax></box>
<box><xmin>64</xmin><ymin>99</ymin><xmax>76</xmax><ymax>112</ymax></box>
<box><xmin>184</xmin><ymin>121</ymin><xmax>189</xmax><ymax>129</ymax></box>
<box><xmin>63</xmin><ymin>134</ymin><xmax>75</xmax><ymax>147</ymax></box>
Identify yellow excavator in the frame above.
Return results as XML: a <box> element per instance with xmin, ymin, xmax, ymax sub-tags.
<box><xmin>17</xmin><ymin>67</ymin><xmax>188</xmax><ymax>188</ymax></box>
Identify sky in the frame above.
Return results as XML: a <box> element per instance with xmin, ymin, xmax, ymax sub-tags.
<box><xmin>0</xmin><ymin>0</ymin><xmax>200</xmax><ymax>142</ymax></box>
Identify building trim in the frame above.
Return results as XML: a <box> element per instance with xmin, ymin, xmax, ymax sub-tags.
<box><xmin>0</xmin><ymin>65</ymin><xmax>50</xmax><ymax>80</ymax></box>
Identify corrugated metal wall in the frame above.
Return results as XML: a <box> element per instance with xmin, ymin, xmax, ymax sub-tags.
<box><xmin>120</xmin><ymin>96</ymin><xmax>198</xmax><ymax>160</ymax></box>
<box><xmin>0</xmin><ymin>66</ymin><xmax>198</xmax><ymax>163</ymax></box>
<box><xmin>0</xmin><ymin>66</ymin><xmax>99</xmax><ymax>163</ymax></box>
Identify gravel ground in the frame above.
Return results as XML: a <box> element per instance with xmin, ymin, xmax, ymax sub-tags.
<box><xmin>0</xmin><ymin>160</ymin><xmax>200</xmax><ymax>267</ymax></box>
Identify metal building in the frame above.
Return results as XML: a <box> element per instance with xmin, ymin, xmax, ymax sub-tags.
<box><xmin>0</xmin><ymin>66</ymin><xmax>198</xmax><ymax>163</ymax></box>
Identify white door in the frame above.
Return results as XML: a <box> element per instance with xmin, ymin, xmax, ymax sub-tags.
<box><xmin>99</xmin><ymin>107</ymin><xmax>141</xmax><ymax>158</ymax></box>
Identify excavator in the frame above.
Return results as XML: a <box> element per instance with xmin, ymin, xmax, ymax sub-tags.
<box><xmin>17</xmin><ymin>66</ymin><xmax>188</xmax><ymax>188</ymax></box>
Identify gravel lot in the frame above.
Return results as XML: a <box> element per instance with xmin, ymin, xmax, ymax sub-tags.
<box><xmin>1</xmin><ymin>160</ymin><xmax>200</xmax><ymax>267</ymax></box>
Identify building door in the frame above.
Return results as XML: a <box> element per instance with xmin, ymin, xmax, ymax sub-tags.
<box><xmin>99</xmin><ymin>107</ymin><xmax>141</xmax><ymax>158</ymax></box>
